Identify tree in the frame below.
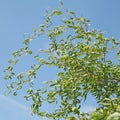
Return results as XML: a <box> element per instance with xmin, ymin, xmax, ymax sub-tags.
<box><xmin>4</xmin><ymin>2</ymin><xmax>120</xmax><ymax>120</ymax></box>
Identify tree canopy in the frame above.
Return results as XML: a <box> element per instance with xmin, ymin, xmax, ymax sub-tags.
<box><xmin>4</xmin><ymin>2</ymin><xmax>120</xmax><ymax>120</ymax></box>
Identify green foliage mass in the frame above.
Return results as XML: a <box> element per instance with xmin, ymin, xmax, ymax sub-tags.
<box><xmin>4</xmin><ymin>2</ymin><xmax>120</xmax><ymax>120</ymax></box>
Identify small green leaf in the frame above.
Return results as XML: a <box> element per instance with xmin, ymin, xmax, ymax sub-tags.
<box><xmin>52</xmin><ymin>10</ymin><xmax>62</xmax><ymax>16</ymax></box>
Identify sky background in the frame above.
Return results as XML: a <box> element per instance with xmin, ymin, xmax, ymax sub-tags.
<box><xmin>0</xmin><ymin>0</ymin><xmax>120</xmax><ymax>120</ymax></box>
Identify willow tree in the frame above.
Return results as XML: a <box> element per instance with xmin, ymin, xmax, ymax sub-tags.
<box><xmin>4</xmin><ymin>3</ymin><xmax>120</xmax><ymax>120</ymax></box>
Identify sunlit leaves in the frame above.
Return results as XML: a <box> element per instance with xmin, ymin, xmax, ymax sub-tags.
<box><xmin>4</xmin><ymin>3</ymin><xmax>120</xmax><ymax>120</ymax></box>
<box><xmin>52</xmin><ymin>10</ymin><xmax>62</xmax><ymax>16</ymax></box>
<box><xmin>90</xmin><ymin>98</ymin><xmax>120</xmax><ymax>120</ymax></box>
<box><xmin>107</xmin><ymin>112</ymin><xmax>120</xmax><ymax>120</ymax></box>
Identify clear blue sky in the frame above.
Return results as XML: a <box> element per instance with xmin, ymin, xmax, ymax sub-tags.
<box><xmin>0</xmin><ymin>0</ymin><xmax>120</xmax><ymax>120</ymax></box>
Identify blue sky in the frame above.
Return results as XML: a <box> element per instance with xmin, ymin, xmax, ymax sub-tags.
<box><xmin>0</xmin><ymin>0</ymin><xmax>120</xmax><ymax>120</ymax></box>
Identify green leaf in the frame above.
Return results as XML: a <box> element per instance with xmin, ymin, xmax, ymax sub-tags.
<box><xmin>52</xmin><ymin>10</ymin><xmax>62</xmax><ymax>16</ymax></box>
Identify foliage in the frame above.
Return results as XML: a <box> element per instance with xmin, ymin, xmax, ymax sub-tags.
<box><xmin>4</xmin><ymin>2</ymin><xmax>120</xmax><ymax>120</ymax></box>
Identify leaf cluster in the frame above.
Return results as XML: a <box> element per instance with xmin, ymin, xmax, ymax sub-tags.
<box><xmin>4</xmin><ymin>3</ymin><xmax>120</xmax><ymax>120</ymax></box>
